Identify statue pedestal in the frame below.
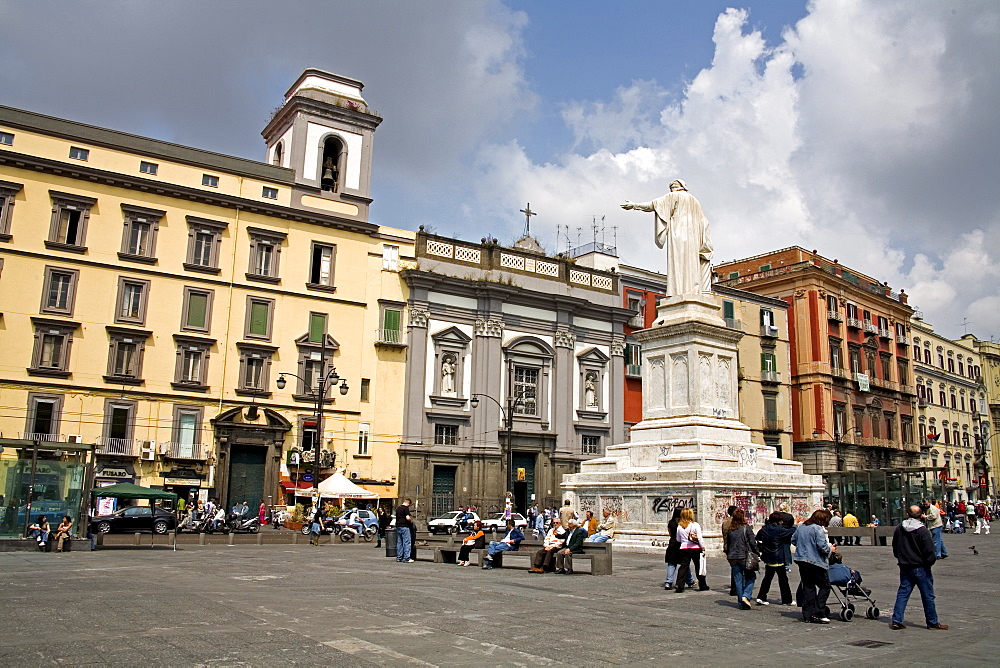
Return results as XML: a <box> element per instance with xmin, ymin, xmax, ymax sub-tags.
<box><xmin>562</xmin><ymin>296</ymin><xmax>823</xmax><ymax>554</ymax></box>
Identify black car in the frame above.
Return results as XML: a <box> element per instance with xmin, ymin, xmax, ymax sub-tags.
<box><xmin>90</xmin><ymin>506</ymin><xmax>176</xmax><ymax>535</ymax></box>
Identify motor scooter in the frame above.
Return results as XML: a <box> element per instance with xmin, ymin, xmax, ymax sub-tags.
<box><xmin>229</xmin><ymin>515</ymin><xmax>262</xmax><ymax>534</ymax></box>
<box><xmin>339</xmin><ymin>520</ymin><xmax>376</xmax><ymax>542</ymax></box>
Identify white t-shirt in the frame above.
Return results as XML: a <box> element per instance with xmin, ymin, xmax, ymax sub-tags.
<box><xmin>676</xmin><ymin>522</ymin><xmax>704</xmax><ymax>549</ymax></box>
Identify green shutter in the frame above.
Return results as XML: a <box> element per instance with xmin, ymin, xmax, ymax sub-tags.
<box><xmin>761</xmin><ymin>352</ymin><xmax>767</xmax><ymax>371</ymax></box>
<box><xmin>187</xmin><ymin>292</ymin><xmax>207</xmax><ymax>328</ymax></box>
<box><xmin>723</xmin><ymin>300</ymin><xmax>734</xmax><ymax>319</ymax></box>
<box><xmin>383</xmin><ymin>308</ymin><xmax>401</xmax><ymax>332</ymax></box>
<box><xmin>249</xmin><ymin>301</ymin><xmax>268</xmax><ymax>336</ymax></box>
<box><xmin>309</xmin><ymin>313</ymin><xmax>326</xmax><ymax>343</ymax></box>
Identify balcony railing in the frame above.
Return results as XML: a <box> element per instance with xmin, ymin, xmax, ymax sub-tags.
<box><xmin>831</xmin><ymin>367</ymin><xmax>852</xmax><ymax>380</ymax></box>
<box><xmin>896</xmin><ymin>334</ymin><xmax>909</xmax><ymax>345</ymax></box>
<box><xmin>761</xmin><ymin>369</ymin><xmax>781</xmax><ymax>383</ymax></box>
<box><xmin>847</xmin><ymin>317</ymin><xmax>863</xmax><ymax>329</ymax></box>
<box><xmin>162</xmin><ymin>442</ymin><xmax>206</xmax><ymax>460</ymax></box>
<box><xmin>864</xmin><ymin>322</ymin><xmax>879</xmax><ymax>334</ymax></box>
<box><xmin>724</xmin><ymin>317</ymin><xmax>742</xmax><ymax>331</ymax></box>
<box><xmin>760</xmin><ymin>325</ymin><xmax>779</xmax><ymax>338</ymax></box>
<box><xmin>21</xmin><ymin>432</ymin><xmax>61</xmax><ymax>442</ymax></box>
<box><xmin>95</xmin><ymin>437</ymin><xmax>140</xmax><ymax>457</ymax></box>
<box><xmin>857</xmin><ymin>436</ymin><xmax>898</xmax><ymax>450</ymax></box>
<box><xmin>878</xmin><ymin>328</ymin><xmax>892</xmax><ymax>339</ymax></box>
<box><xmin>375</xmin><ymin>329</ymin><xmax>407</xmax><ymax>347</ymax></box>
<box><xmin>626</xmin><ymin>364</ymin><xmax>642</xmax><ymax>378</ymax></box>
<box><xmin>763</xmin><ymin>419</ymin><xmax>784</xmax><ymax>432</ymax></box>
<box><xmin>828</xmin><ymin>310</ymin><xmax>843</xmax><ymax>322</ymax></box>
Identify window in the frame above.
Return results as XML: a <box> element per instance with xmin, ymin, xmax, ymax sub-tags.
<box><xmin>761</xmin><ymin>351</ymin><xmax>777</xmax><ymax>372</ymax></box>
<box><xmin>947</xmin><ymin>357</ymin><xmax>955</xmax><ymax>373</ymax></box>
<box><xmin>728</xmin><ymin>271</ymin><xmax>739</xmax><ymax>279</ymax></box>
<box><xmin>629</xmin><ymin>294</ymin><xmax>644</xmax><ymax>328</ymax></box>
<box><xmin>625</xmin><ymin>343</ymin><xmax>642</xmax><ymax>377</ymax></box>
<box><xmin>103</xmin><ymin>399</ymin><xmax>136</xmax><ymax>442</ymax></box>
<box><xmin>357</xmin><ymin>424</ymin><xmax>370</xmax><ymax>456</ymax></box>
<box><xmin>829</xmin><ymin>339</ymin><xmax>842</xmax><ymax>370</ymax></box>
<box><xmin>246</xmin><ymin>227</ymin><xmax>286</xmax><ymax>282</ymax></box>
<box><xmin>382</xmin><ymin>244</ymin><xmax>399</xmax><ymax>271</ymax></box>
<box><xmin>29</xmin><ymin>318</ymin><xmax>78</xmax><ymax>377</ymax></box>
<box><xmin>924</xmin><ymin>348</ymin><xmax>931</xmax><ymax>364</ymax></box>
<box><xmin>308</xmin><ymin>312</ymin><xmax>327</xmax><ymax>344</ymax></box>
<box><xmin>184</xmin><ymin>216</ymin><xmax>227</xmax><ymax>273</ymax></box>
<box><xmin>950</xmin><ymin>393</ymin><xmax>957</xmax><ymax>410</ymax></box>
<box><xmin>202</xmin><ymin>174</ymin><xmax>219</xmax><ymax>187</ymax></box>
<box><xmin>69</xmin><ymin>146</ymin><xmax>89</xmax><ymax>161</ymax></box>
<box><xmin>360</xmin><ymin>378</ymin><xmax>370</xmax><ymax>402</ymax></box>
<box><xmin>300</xmin><ymin>419</ymin><xmax>319</xmax><ymax>456</ymax></box>
<box><xmin>47</xmin><ymin>191</ymin><xmax>95</xmax><ymax>251</ymax></box>
<box><xmin>582</xmin><ymin>434</ymin><xmax>602</xmax><ymax>455</ymax></box>
<box><xmin>849</xmin><ymin>346</ymin><xmax>861</xmax><ymax>374</ymax></box>
<box><xmin>513</xmin><ymin>366</ymin><xmax>539</xmax><ymax>415</ymax></box>
<box><xmin>0</xmin><ymin>179</ymin><xmax>22</xmax><ymax>240</ymax></box>
<box><xmin>902</xmin><ymin>418</ymin><xmax>913</xmax><ymax>445</ymax></box>
<box><xmin>139</xmin><ymin>161</ymin><xmax>158</xmax><ymax>175</ymax></box>
<box><xmin>760</xmin><ymin>264</ymin><xmax>771</xmax><ymax>271</ymax></box>
<box><xmin>25</xmin><ymin>393</ymin><xmax>63</xmax><ymax>440</ymax></box>
<box><xmin>262</xmin><ymin>186</ymin><xmax>278</xmax><ymax>199</ymax></box>
<box><xmin>897</xmin><ymin>360</ymin><xmax>908</xmax><ymax>386</ymax></box>
<box><xmin>292</xmin><ymin>319</ymin><xmax>339</xmax><ymax>401</ymax></box>
<box><xmin>271</xmin><ymin>142</ymin><xmax>283</xmax><ymax>166</ymax></box>
<box><xmin>244</xmin><ymin>296</ymin><xmax>275</xmax><ymax>340</ymax></box>
<box><xmin>940</xmin><ymin>389</ymin><xmax>947</xmax><ymax>406</ymax></box>
<box><xmin>846</xmin><ymin>303</ymin><xmax>858</xmax><ymax>320</ymax></box>
<box><xmin>115</xmin><ymin>278</ymin><xmax>150</xmax><ymax>325</ymax></box>
<box><xmin>308</xmin><ymin>242</ymin><xmax>336</xmax><ymax>290</ymax></box>
<box><xmin>181</xmin><ymin>287</ymin><xmax>213</xmax><ymax>333</ymax></box>
<box><xmin>105</xmin><ymin>327</ymin><xmax>150</xmax><ymax>385</ymax></box>
<box><xmin>40</xmin><ymin>266</ymin><xmax>79</xmax><ymax>316</ymax></box>
<box><xmin>119</xmin><ymin>204</ymin><xmax>162</xmax><ymax>262</ymax></box>
<box><xmin>172</xmin><ymin>335</ymin><xmax>212</xmax><ymax>391</ymax></box>
<box><xmin>434</xmin><ymin>424</ymin><xmax>458</xmax><ymax>446</ymax></box>
<box><xmin>880</xmin><ymin>354</ymin><xmax>892</xmax><ymax>381</ymax></box>
<box><xmin>380</xmin><ymin>306</ymin><xmax>402</xmax><ymax>344</ymax></box>
<box><xmin>760</xmin><ymin>308</ymin><xmax>775</xmax><ymax>327</ymax></box>
<box><xmin>958</xmin><ymin>359</ymin><xmax>965</xmax><ymax>376</ymax></box>
<box><xmin>236</xmin><ymin>343</ymin><xmax>274</xmax><ymax>395</ymax></box>
<box><xmin>885</xmin><ymin>415</ymin><xmax>895</xmax><ymax>440</ymax></box>
<box><xmin>172</xmin><ymin>406</ymin><xmax>203</xmax><ymax>458</ymax></box>
<box><xmin>0</xmin><ymin>131</ymin><xmax>12</xmax><ymax>145</ymax></box>
<box><xmin>834</xmin><ymin>404</ymin><xmax>847</xmax><ymax>437</ymax></box>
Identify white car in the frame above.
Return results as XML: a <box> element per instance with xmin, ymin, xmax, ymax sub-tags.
<box><xmin>426</xmin><ymin>510</ymin><xmax>480</xmax><ymax>534</ymax></box>
<box><xmin>482</xmin><ymin>512</ymin><xmax>529</xmax><ymax>534</ymax></box>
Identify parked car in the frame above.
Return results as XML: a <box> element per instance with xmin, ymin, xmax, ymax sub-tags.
<box><xmin>90</xmin><ymin>506</ymin><xmax>176</xmax><ymax>535</ymax></box>
<box><xmin>427</xmin><ymin>510</ymin><xmax>480</xmax><ymax>534</ymax></box>
<box><xmin>482</xmin><ymin>512</ymin><xmax>528</xmax><ymax>534</ymax></box>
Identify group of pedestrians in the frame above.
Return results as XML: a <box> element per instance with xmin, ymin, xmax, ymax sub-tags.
<box><xmin>26</xmin><ymin>515</ymin><xmax>73</xmax><ymax>552</ymax></box>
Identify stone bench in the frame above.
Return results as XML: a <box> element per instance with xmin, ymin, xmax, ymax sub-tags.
<box><xmin>827</xmin><ymin>527</ymin><xmax>876</xmax><ymax>545</ymax></box>
<box><xmin>434</xmin><ymin>540</ymin><xmax>613</xmax><ymax>575</ymax></box>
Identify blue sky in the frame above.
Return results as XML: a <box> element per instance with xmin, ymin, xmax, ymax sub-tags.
<box><xmin>0</xmin><ymin>1</ymin><xmax>997</xmax><ymax>340</ymax></box>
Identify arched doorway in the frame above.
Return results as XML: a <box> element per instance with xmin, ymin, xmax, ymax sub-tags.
<box><xmin>212</xmin><ymin>406</ymin><xmax>291</xmax><ymax>514</ymax></box>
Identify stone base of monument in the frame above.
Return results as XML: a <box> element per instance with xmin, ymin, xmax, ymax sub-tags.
<box><xmin>562</xmin><ymin>295</ymin><xmax>823</xmax><ymax>555</ymax></box>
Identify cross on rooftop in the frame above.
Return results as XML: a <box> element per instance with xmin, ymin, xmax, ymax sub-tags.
<box><xmin>519</xmin><ymin>203</ymin><xmax>536</xmax><ymax>237</ymax></box>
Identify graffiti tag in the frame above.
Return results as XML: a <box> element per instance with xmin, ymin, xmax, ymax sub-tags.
<box><xmin>651</xmin><ymin>496</ymin><xmax>696</xmax><ymax>513</ymax></box>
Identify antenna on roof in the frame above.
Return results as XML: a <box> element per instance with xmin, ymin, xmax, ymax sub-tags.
<box><xmin>960</xmin><ymin>318</ymin><xmax>972</xmax><ymax>334</ymax></box>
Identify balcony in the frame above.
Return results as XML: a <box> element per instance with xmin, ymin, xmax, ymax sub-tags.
<box><xmin>827</xmin><ymin>310</ymin><xmax>843</xmax><ymax>322</ymax></box>
<box><xmin>761</xmin><ymin>369</ymin><xmax>781</xmax><ymax>384</ymax></box>
<box><xmin>878</xmin><ymin>328</ymin><xmax>892</xmax><ymax>339</ymax></box>
<box><xmin>857</xmin><ymin>436</ymin><xmax>898</xmax><ymax>450</ymax></box>
<box><xmin>847</xmin><ymin>317</ymin><xmax>863</xmax><ymax>329</ymax></box>
<box><xmin>763</xmin><ymin>419</ymin><xmax>784</xmax><ymax>432</ymax></box>
<box><xmin>760</xmin><ymin>324</ymin><xmax>779</xmax><ymax>338</ymax></box>
<box><xmin>626</xmin><ymin>364</ymin><xmax>642</xmax><ymax>378</ymax></box>
<box><xmin>724</xmin><ymin>317</ymin><xmax>742</xmax><ymax>331</ymax></box>
<box><xmin>375</xmin><ymin>329</ymin><xmax>407</xmax><ymax>348</ymax></box>
<box><xmin>95</xmin><ymin>437</ymin><xmax>140</xmax><ymax>457</ymax></box>
<box><xmin>864</xmin><ymin>322</ymin><xmax>879</xmax><ymax>335</ymax></box>
<box><xmin>628</xmin><ymin>314</ymin><xmax>644</xmax><ymax>328</ymax></box>
<box><xmin>162</xmin><ymin>442</ymin><xmax>207</xmax><ymax>460</ymax></box>
<box><xmin>917</xmin><ymin>398</ymin><xmax>928</xmax><ymax>408</ymax></box>
<box><xmin>21</xmin><ymin>432</ymin><xmax>62</xmax><ymax>443</ymax></box>
<box><xmin>896</xmin><ymin>334</ymin><xmax>909</xmax><ymax>345</ymax></box>
<box><xmin>831</xmin><ymin>367</ymin><xmax>852</xmax><ymax>380</ymax></box>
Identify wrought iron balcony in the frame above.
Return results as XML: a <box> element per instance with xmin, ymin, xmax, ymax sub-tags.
<box><xmin>95</xmin><ymin>437</ymin><xmax>140</xmax><ymax>457</ymax></box>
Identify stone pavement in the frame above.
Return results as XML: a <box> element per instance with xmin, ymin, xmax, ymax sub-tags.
<box><xmin>0</xmin><ymin>531</ymin><xmax>997</xmax><ymax>666</ymax></box>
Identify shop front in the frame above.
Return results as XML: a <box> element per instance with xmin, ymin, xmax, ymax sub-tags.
<box><xmin>161</xmin><ymin>468</ymin><xmax>207</xmax><ymax>511</ymax></box>
<box><xmin>825</xmin><ymin>466</ymin><xmax>947</xmax><ymax>526</ymax></box>
<box><xmin>93</xmin><ymin>462</ymin><xmax>138</xmax><ymax>515</ymax></box>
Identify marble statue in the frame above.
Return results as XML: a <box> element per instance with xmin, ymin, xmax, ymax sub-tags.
<box><xmin>584</xmin><ymin>372</ymin><xmax>598</xmax><ymax>407</ymax></box>
<box><xmin>440</xmin><ymin>355</ymin><xmax>456</xmax><ymax>394</ymax></box>
<box><xmin>621</xmin><ymin>179</ymin><xmax>713</xmax><ymax>298</ymax></box>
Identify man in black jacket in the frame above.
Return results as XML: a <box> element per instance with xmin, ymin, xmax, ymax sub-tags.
<box><xmin>890</xmin><ymin>505</ymin><xmax>948</xmax><ymax>630</ymax></box>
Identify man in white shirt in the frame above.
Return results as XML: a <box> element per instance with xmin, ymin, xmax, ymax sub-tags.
<box><xmin>529</xmin><ymin>518</ymin><xmax>565</xmax><ymax>573</ymax></box>
<box><xmin>587</xmin><ymin>508</ymin><xmax>617</xmax><ymax>542</ymax></box>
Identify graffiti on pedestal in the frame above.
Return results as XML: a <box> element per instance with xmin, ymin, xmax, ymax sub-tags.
<box><xmin>710</xmin><ymin>490</ymin><xmax>815</xmax><ymax>527</ymax></box>
<box><xmin>579</xmin><ymin>496</ymin><xmax>597</xmax><ymax>515</ymax></box>
<box><xmin>726</xmin><ymin>445</ymin><xmax>757</xmax><ymax>468</ymax></box>
<box><xmin>600</xmin><ymin>495</ymin><xmax>629</xmax><ymax>521</ymax></box>
<box><xmin>651</xmin><ymin>496</ymin><xmax>696</xmax><ymax>513</ymax></box>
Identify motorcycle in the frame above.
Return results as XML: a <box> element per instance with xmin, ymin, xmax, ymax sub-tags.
<box><xmin>199</xmin><ymin>515</ymin><xmax>230</xmax><ymax>534</ymax></box>
<box><xmin>300</xmin><ymin>517</ymin><xmax>339</xmax><ymax>536</ymax></box>
<box><xmin>340</xmin><ymin>522</ymin><xmax>377</xmax><ymax>543</ymax></box>
<box><xmin>229</xmin><ymin>515</ymin><xmax>261</xmax><ymax>534</ymax></box>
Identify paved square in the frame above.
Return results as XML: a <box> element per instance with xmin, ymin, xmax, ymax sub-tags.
<box><xmin>1</xmin><ymin>532</ymin><xmax>997</xmax><ymax>666</ymax></box>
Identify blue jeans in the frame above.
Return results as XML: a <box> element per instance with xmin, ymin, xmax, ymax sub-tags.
<box><xmin>930</xmin><ymin>526</ymin><xmax>948</xmax><ymax>558</ymax></box>
<box><xmin>486</xmin><ymin>541</ymin><xmax>516</xmax><ymax>559</ymax></box>
<box><xmin>730</xmin><ymin>561</ymin><xmax>756</xmax><ymax>606</ymax></box>
<box><xmin>587</xmin><ymin>534</ymin><xmax>610</xmax><ymax>542</ymax></box>
<box><xmin>664</xmin><ymin>561</ymin><xmax>694</xmax><ymax>587</ymax></box>
<box><xmin>396</xmin><ymin>526</ymin><xmax>412</xmax><ymax>561</ymax></box>
<box><xmin>30</xmin><ymin>529</ymin><xmax>49</xmax><ymax>544</ymax></box>
<box><xmin>892</xmin><ymin>566</ymin><xmax>938</xmax><ymax>626</ymax></box>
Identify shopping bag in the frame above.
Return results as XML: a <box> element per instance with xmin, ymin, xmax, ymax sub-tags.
<box><xmin>698</xmin><ymin>552</ymin><xmax>708</xmax><ymax>577</ymax></box>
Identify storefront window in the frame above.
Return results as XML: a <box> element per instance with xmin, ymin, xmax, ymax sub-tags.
<box><xmin>0</xmin><ymin>449</ymin><xmax>88</xmax><ymax>538</ymax></box>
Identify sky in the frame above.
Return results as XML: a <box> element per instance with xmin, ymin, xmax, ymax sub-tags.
<box><xmin>1</xmin><ymin>0</ymin><xmax>997</xmax><ymax>341</ymax></box>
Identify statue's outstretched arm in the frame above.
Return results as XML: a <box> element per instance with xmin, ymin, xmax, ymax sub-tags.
<box><xmin>621</xmin><ymin>200</ymin><xmax>654</xmax><ymax>212</ymax></box>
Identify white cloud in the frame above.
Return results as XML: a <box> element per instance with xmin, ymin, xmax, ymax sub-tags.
<box><xmin>468</xmin><ymin>1</ymin><xmax>1000</xmax><ymax>341</ymax></box>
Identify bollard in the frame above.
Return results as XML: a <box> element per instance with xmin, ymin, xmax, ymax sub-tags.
<box><xmin>228</xmin><ymin>532</ymin><xmax>235</xmax><ymax>546</ymax></box>
<box><xmin>385</xmin><ymin>527</ymin><xmax>397</xmax><ymax>558</ymax></box>
<box><xmin>199</xmin><ymin>532</ymin><xmax>206</xmax><ymax>546</ymax></box>
<box><xmin>256</xmin><ymin>531</ymin><xmax>264</xmax><ymax>546</ymax></box>
<box><xmin>134</xmin><ymin>532</ymin><xmax>141</xmax><ymax>546</ymax></box>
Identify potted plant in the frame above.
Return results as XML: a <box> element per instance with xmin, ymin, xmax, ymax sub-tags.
<box><xmin>286</xmin><ymin>503</ymin><xmax>305</xmax><ymax>532</ymax></box>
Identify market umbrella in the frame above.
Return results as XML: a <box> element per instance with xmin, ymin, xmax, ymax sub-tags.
<box><xmin>90</xmin><ymin>482</ymin><xmax>178</xmax><ymax>549</ymax></box>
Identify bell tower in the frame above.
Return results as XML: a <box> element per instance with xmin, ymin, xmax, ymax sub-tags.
<box><xmin>262</xmin><ymin>68</ymin><xmax>381</xmax><ymax>223</ymax></box>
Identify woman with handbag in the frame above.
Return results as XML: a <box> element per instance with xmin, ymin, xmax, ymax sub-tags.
<box><xmin>673</xmin><ymin>508</ymin><xmax>710</xmax><ymax>592</ymax></box>
<box><xmin>792</xmin><ymin>509</ymin><xmax>834</xmax><ymax>624</ymax></box>
<box><xmin>724</xmin><ymin>508</ymin><xmax>760</xmax><ymax>610</ymax></box>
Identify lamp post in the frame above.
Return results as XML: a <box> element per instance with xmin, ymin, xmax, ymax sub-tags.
<box><xmin>812</xmin><ymin>427</ymin><xmax>861</xmax><ymax>472</ymax></box>
<box><xmin>974</xmin><ymin>425</ymin><xmax>992</xmax><ymax>500</ymax></box>
<box><xmin>470</xmin><ymin>391</ymin><xmax>531</xmax><ymax>510</ymax></box>
<box><xmin>276</xmin><ymin>338</ymin><xmax>349</xmax><ymax>508</ymax></box>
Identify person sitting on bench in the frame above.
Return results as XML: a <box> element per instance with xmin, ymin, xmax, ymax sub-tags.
<box><xmin>554</xmin><ymin>519</ymin><xmax>587</xmax><ymax>574</ymax></box>
<box><xmin>54</xmin><ymin>516</ymin><xmax>73</xmax><ymax>552</ymax></box>
<box><xmin>482</xmin><ymin>519</ymin><xmax>524</xmax><ymax>570</ymax></box>
<box><xmin>457</xmin><ymin>520</ymin><xmax>486</xmax><ymax>566</ymax></box>
<box><xmin>587</xmin><ymin>508</ymin><xmax>617</xmax><ymax>542</ymax></box>
<box><xmin>529</xmin><ymin>518</ymin><xmax>565</xmax><ymax>573</ymax></box>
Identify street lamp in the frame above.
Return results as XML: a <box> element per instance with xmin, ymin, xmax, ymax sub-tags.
<box><xmin>974</xmin><ymin>425</ymin><xmax>992</xmax><ymax>500</ymax></box>
<box><xmin>812</xmin><ymin>427</ymin><xmax>861</xmax><ymax>472</ymax></box>
<box><xmin>275</xmin><ymin>339</ymin><xmax>349</xmax><ymax>507</ymax></box>
<box><xmin>471</xmin><ymin>391</ymin><xmax>532</xmax><ymax>510</ymax></box>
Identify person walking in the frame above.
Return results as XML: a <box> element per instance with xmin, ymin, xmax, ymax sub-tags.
<box><xmin>891</xmin><ymin>505</ymin><xmax>948</xmax><ymax>630</ymax></box>
<box><xmin>923</xmin><ymin>499</ymin><xmax>948</xmax><ymax>558</ymax></box>
<box><xmin>756</xmin><ymin>511</ymin><xmax>795</xmax><ymax>605</ymax></box>
<box><xmin>974</xmin><ymin>502</ymin><xmax>991</xmax><ymax>535</ymax></box>
<box><xmin>559</xmin><ymin>499</ymin><xmax>577</xmax><ymax>528</ymax></box>
<box><xmin>792</xmin><ymin>509</ymin><xmax>834</xmax><ymax>624</ymax></box>
<box><xmin>376</xmin><ymin>506</ymin><xmax>391</xmax><ymax>548</ymax></box>
<box><xmin>663</xmin><ymin>508</ymin><xmax>694</xmax><ymax>590</ymax></box>
<box><xmin>394</xmin><ymin>499</ymin><xmax>415</xmax><ymax>562</ymax></box>
<box><xmin>673</xmin><ymin>508</ymin><xmax>709</xmax><ymax>593</ymax></box>
<box><xmin>721</xmin><ymin>505</ymin><xmax>738</xmax><ymax>595</ymax></box>
<box><xmin>724</xmin><ymin>508</ymin><xmax>760</xmax><ymax>610</ymax></box>
<box><xmin>309</xmin><ymin>507</ymin><xmax>323</xmax><ymax>546</ymax></box>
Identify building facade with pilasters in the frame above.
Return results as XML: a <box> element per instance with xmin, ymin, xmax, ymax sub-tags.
<box><xmin>397</xmin><ymin>231</ymin><xmax>630</xmax><ymax>517</ymax></box>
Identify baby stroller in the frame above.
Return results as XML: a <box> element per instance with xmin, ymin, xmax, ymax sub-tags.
<box><xmin>828</xmin><ymin>556</ymin><xmax>879</xmax><ymax>622</ymax></box>
<box><xmin>948</xmin><ymin>516</ymin><xmax>966</xmax><ymax>533</ymax></box>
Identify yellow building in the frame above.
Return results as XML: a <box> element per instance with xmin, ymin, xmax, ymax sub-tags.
<box><xmin>0</xmin><ymin>69</ymin><xmax>411</xmax><ymax>531</ymax></box>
